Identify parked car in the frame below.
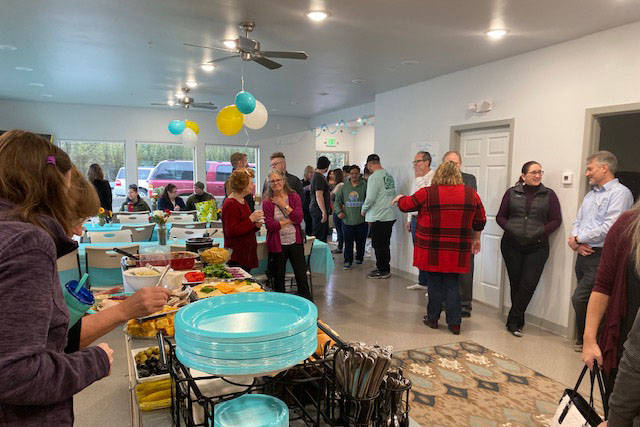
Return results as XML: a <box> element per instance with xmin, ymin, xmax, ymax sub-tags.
<box><xmin>146</xmin><ymin>160</ymin><xmax>256</xmax><ymax>197</ymax></box>
<box><xmin>114</xmin><ymin>167</ymin><xmax>154</xmax><ymax>196</ymax></box>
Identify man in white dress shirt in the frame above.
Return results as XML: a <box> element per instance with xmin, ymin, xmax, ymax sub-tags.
<box><xmin>406</xmin><ymin>151</ymin><xmax>435</xmax><ymax>290</ymax></box>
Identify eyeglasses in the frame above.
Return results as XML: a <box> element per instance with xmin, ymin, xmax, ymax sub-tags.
<box><xmin>527</xmin><ymin>170</ymin><xmax>544</xmax><ymax>176</ymax></box>
<box><xmin>412</xmin><ymin>160</ymin><xmax>427</xmax><ymax>165</ymax></box>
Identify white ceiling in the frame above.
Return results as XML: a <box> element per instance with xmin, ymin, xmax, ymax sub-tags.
<box><xmin>1</xmin><ymin>0</ymin><xmax>640</xmax><ymax>118</ymax></box>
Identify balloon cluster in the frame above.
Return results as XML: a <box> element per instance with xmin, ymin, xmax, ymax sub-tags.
<box><xmin>168</xmin><ymin>120</ymin><xmax>200</xmax><ymax>148</ymax></box>
<box><xmin>216</xmin><ymin>90</ymin><xmax>268</xmax><ymax>136</ymax></box>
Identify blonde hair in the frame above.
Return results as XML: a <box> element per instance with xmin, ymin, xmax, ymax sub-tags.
<box><xmin>431</xmin><ymin>161</ymin><xmax>463</xmax><ymax>186</ymax></box>
<box><xmin>0</xmin><ymin>130</ymin><xmax>75</xmax><ymax>234</ymax></box>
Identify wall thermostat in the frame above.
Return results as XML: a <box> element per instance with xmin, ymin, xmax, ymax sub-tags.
<box><xmin>562</xmin><ymin>171</ymin><xmax>573</xmax><ymax>185</ymax></box>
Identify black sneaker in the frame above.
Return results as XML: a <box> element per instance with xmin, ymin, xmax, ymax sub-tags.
<box><xmin>368</xmin><ymin>270</ymin><xmax>391</xmax><ymax>279</ymax></box>
<box><xmin>355</xmin><ymin>259</ymin><xmax>363</xmax><ymax>265</ymax></box>
<box><xmin>343</xmin><ymin>262</ymin><xmax>352</xmax><ymax>270</ymax></box>
<box><xmin>369</xmin><ymin>269</ymin><xmax>379</xmax><ymax>275</ymax></box>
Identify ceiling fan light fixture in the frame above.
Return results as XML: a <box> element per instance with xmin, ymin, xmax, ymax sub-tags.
<box><xmin>200</xmin><ymin>63</ymin><xmax>215</xmax><ymax>72</ymax></box>
<box><xmin>223</xmin><ymin>39</ymin><xmax>237</xmax><ymax>49</ymax></box>
<box><xmin>486</xmin><ymin>29</ymin><xmax>507</xmax><ymax>40</ymax></box>
<box><xmin>167</xmin><ymin>100</ymin><xmax>175</xmax><ymax>106</ymax></box>
<box><xmin>306</xmin><ymin>10</ymin><xmax>329</xmax><ymax>22</ymax></box>
<box><xmin>186</xmin><ymin>80</ymin><xmax>198</xmax><ymax>88</ymax></box>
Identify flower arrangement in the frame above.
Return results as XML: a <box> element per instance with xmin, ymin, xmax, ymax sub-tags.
<box><xmin>151</xmin><ymin>209</ymin><xmax>171</xmax><ymax>227</ymax></box>
<box><xmin>150</xmin><ymin>186</ymin><xmax>164</xmax><ymax>210</ymax></box>
<box><xmin>97</xmin><ymin>207</ymin><xmax>113</xmax><ymax>226</ymax></box>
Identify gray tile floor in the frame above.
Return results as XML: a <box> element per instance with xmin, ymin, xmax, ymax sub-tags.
<box><xmin>74</xmin><ymin>258</ymin><xmax>586</xmax><ymax>426</ymax></box>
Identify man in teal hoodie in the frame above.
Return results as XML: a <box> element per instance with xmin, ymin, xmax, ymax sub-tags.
<box><xmin>361</xmin><ymin>154</ymin><xmax>397</xmax><ymax>279</ymax></box>
<box><xmin>334</xmin><ymin>165</ymin><xmax>367</xmax><ymax>269</ymax></box>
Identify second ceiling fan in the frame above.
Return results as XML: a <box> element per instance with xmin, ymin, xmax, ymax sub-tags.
<box><xmin>185</xmin><ymin>21</ymin><xmax>309</xmax><ymax>70</ymax></box>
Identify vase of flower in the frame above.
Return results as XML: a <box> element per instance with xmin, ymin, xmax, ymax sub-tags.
<box><xmin>151</xmin><ymin>210</ymin><xmax>171</xmax><ymax>245</ymax></box>
<box><xmin>97</xmin><ymin>208</ymin><xmax>112</xmax><ymax>226</ymax></box>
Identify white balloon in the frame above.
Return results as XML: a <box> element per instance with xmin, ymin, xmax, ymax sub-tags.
<box><xmin>182</xmin><ymin>127</ymin><xmax>198</xmax><ymax>148</ymax></box>
<box><xmin>243</xmin><ymin>100</ymin><xmax>268</xmax><ymax>129</ymax></box>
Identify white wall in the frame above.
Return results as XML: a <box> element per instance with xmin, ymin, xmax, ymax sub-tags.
<box><xmin>0</xmin><ymin>100</ymin><xmax>315</xmax><ymax>187</ymax></box>
<box><xmin>352</xmin><ymin>124</ymin><xmax>375</xmax><ymax>168</ymax></box>
<box><xmin>371</xmin><ymin>20</ymin><xmax>640</xmax><ymax>333</ymax></box>
<box><xmin>315</xmin><ymin>129</ymin><xmax>354</xmax><ymax>154</ymax></box>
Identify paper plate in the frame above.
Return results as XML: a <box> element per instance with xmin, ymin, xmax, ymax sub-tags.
<box><xmin>175</xmin><ymin>323</ymin><xmax>317</xmax><ymax>359</ymax></box>
<box><xmin>214</xmin><ymin>394</ymin><xmax>288</xmax><ymax>427</ymax></box>
<box><xmin>176</xmin><ymin>335</ymin><xmax>317</xmax><ymax>376</ymax></box>
<box><xmin>175</xmin><ymin>292</ymin><xmax>317</xmax><ymax>343</ymax></box>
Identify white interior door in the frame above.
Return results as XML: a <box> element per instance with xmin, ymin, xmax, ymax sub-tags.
<box><xmin>459</xmin><ymin>127</ymin><xmax>510</xmax><ymax>308</ymax></box>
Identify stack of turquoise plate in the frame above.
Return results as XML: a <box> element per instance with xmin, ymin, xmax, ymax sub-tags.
<box><xmin>175</xmin><ymin>292</ymin><xmax>318</xmax><ymax>375</ymax></box>
<box><xmin>214</xmin><ymin>394</ymin><xmax>288</xmax><ymax>427</ymax></box>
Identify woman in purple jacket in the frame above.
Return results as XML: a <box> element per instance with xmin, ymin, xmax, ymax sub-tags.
<box><xmin>263</xmin><ymin>169</ymin><xmax>312</xmax><ymax>301</ymax></box>
<box><xmin>0</xmin><ymin>130</ymin><xmax>113</xmax><ymax>426</ymax></box>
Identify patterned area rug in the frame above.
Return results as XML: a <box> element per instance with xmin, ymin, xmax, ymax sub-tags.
<box><xmin>392</xmin><ymin>341</ymin><xmax>567</xmax><ymax>427</ymax></box>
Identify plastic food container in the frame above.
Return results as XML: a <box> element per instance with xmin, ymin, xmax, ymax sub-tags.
<box><xmin>137</xmin><ymin>253</ymin><xmax>171</xmax><ymax>267</ymax></box>
<box><xmin>169</xmin><ymin>251</ymin><xmax>199</xmax><ymax>270</ymax></box>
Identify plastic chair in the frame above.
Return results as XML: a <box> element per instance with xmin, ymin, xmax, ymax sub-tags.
<box><xmin>169</xmin><ymin>227</ymin><xmax>207</xmax><ymax>240</ymax></box>
<box><xmin>113</xmin><ymin>211</ymin><xmax>150</xmax><ymax>223</ymax></box>
<box><xmin>253</xmin><ymin>240</ymin><xmax>271</xmax><ymax>288</ymax></box>
<box><xmin>85</xmin><ymin>244</ymin><xmax>139</xmax><ymax>288</ymax></box>
<box><xmin>57</xmin><ymin>248</ymin><xmax>81</xmax><ymax>284</ymax></box>
<box><xmin>171</xmin><ymin>222</ymin><xmax>207</xmax><ymax>230</ymax></box>
<box><xmin>170</xmin><ymin>212</ymin><xmax>197</xmax><ymax>223</ymax></box>
<box><xmin>116</xmin><ymin>214</ymin><xmax>150</xmax><ymax>224</ymax></box>
<box><xmin>87</xmin><ymin>230</ymin><xmax>133</xmax><ymax>243</ymax></box>
<box><xmin>121</xmin><ymin>223</ymin><xmax>155</xmax><ymax>241</ymax></box>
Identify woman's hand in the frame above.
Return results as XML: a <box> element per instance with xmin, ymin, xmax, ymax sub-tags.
<box><xmin>120</xmin><ymin>287</ymin><xmax>171</xmax><ymax>320</ymax></box>
<box><xmin>174</xmin><ymin>205</ymin><xmax>181</xmax><ymax>211</ymax></box>
<box><xmin>97</xmin><ymin>343</ymin><xmax>114</xmax><ymax>375</ymax></box>
<box><xmin>250</xmin><ymin>210</ymin><xmax>264</xmax><ymax>223</ymax></box>
<box><xmin>391</xmin><ymin>194</ymin><xmax>405</xmax><ymax>206</ymax></box>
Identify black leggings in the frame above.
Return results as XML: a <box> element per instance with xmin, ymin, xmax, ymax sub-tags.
<box><xmin>268</xmin><ymin>243</ymin><xmax>313</xmax><ymax>301</ymax></box>
<box><xmin>501</xmin><ymin>238</ymin><xmax>549</xmax><ymax>330</ymax></box>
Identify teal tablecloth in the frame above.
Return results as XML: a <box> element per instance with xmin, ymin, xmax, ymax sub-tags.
<box><xmin>63</xmin><ymin>237</ymin><xmax>334</xmax><ymax>287</ymax></box>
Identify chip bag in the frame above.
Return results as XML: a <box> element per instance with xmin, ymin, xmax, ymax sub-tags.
<box><xmin>195</xmin><ymin>199</ymin><xmax>218</xmax><ymax>222</ymax></box>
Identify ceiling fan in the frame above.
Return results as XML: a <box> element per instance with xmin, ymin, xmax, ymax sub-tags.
<box><xmin>184</xmin><ymin>21</ymin><xmax>309</xmax><ymax>70</ymax></box>
<box><xmin>151</xmin><ymin>87</ymin><xmax>217</xmax><ymax>110</ymax></box>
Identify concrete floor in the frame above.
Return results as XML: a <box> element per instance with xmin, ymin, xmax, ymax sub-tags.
<box><xmin>74</xmin><ymin>257</ymin><xmax>586</xmax><ymax>426</ymax></box>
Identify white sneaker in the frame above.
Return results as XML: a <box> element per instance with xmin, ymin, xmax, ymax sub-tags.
<box><xmin>406</xmin><ymin>283</ymin><xmax>426</xmax><ymax>290</ymax></box>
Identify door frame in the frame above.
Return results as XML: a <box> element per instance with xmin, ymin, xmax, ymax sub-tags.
<box><xmin>449</xmin><ymin>118</ymin><xmax>515</xmax><ymax>316</ymax></box>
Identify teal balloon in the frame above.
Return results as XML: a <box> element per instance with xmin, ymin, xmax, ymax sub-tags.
<box><xmin>168</xmin><ymin>120</ymin><xmax>186</xmax><ymax>135</ymax></box>
<box><xmin>235</xmin><ymin>91</ymin><xmax>256</xmax><ymax>114</ymax></box>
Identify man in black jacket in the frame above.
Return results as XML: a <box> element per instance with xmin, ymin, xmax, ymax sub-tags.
<box><xmin>443</xmin><ymin>151</ymin><xmax>477</xmax><ymax>318</ymax></box>
<box><xmin>263</xmin><ymin>152</ymin><xmax>303</xmax><ymax>200</ymax></box>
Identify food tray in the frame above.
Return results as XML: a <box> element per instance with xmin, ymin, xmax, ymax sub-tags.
<box><xmin>131</xmin><ymin>347</ymin><xmax>171</xmax><ymax>383</ymax></box>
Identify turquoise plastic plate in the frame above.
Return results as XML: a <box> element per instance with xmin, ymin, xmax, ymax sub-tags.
<box><xmin>214</xmin><ymin>394</ymin><xmax>288</xmax><ymax>427</ymax></box>
<box><xmin>176</xmin><ymin>335</ymin><xmax>317</xmax><ymax>376</ymax></box>
<box><xmin>175</xmin><ymin>292</ymin><xmax>317</xmax><ymax>342</ymax></box>
<box><xmin>175</xmin><ymin>323</ymin><xmax>317</xmax><ymax>359</ymax></box>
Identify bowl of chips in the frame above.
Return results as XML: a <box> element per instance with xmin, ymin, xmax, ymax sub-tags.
<box><xmin>200</xmin><ymin>247</ymin><xmax>231</xmax><ymax>265</ymax></box>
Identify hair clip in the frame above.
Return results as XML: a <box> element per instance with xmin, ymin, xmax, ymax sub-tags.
<box><xmin>46</xmin><ymin>155</ymin><xmax>57</xmax><ymax>165</ymax></box>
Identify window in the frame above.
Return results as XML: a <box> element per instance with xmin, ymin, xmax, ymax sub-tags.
<box><xmin>205</xmin><ymin>145</ymin><xmax>259</xmax><ymax>196</ymax></box>
<box><xmin>137</xmin><ymin>143</ymin><xmax>194</xmax><ymax>196</ymax></box>
<box><xmin>138</xmin><ymin>168</ymin><xmax>153</xmax><ymax>180</ymax></box>
<box><xmin>215</xmin><ymin>164</ymin><xmax>233</xmax><ymax>182</ymax></box>
<box><xmin>317</xmin><ymin>151</ymin><xmax>349</xmax><ymax>171</ymax></box>
<box><xmin>58</xmin><ymin>140</ymin><xmax>125</xmax><ymax>182</ymax></box>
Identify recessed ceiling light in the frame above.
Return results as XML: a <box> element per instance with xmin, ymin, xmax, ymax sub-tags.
<box><xmin>28</xmin><ymin>82</ymin><xmax>45</xmax><ymax>87</ymax></box>
<box><xmin>42</xmin><ymin>94</ymin><xmax>53</xmax><ymax>98</ymax></box>
<box><xmin>306</xmin><ymin>10</ymin><xmax>329</xmax><ymax>22</ymax></box>
<box><xmin>15</xmin><ymin>66</ymin><xmax>33</xmax><ymax>72</ymax></box>
<box><xmin>0</xmin><ymin>44</ymin><xmax>18</xmax><ymax>51</ymax></box>
<box><xmin>201</xmin><ymin>63</ymin><xmax>215</xmax><ymax>72</ymax></box>
<box><xmin>175</xmin><ymin>90</ymin><xmax>185</xmax><ymax>98</ymax></box>
<box><xmin>351</xmin><ymin>78</ymin><xmax>366</xmax><ymax>84</ymax></box>
<box><xmin>401</xmin><ymin>60</ymin><xmax>421</xmax><ymax>66</ymax></box>
<box><xmin>223</xmin><ymin>39</ymin><xmax>237</xmax><ymax>49</ymax></box>
<box><xmin>186</xmin><ymin>80</ymin><xmax>198</xmax><ymax>88</ymax></box>
<box><xmin>167</xmin><ymin>100</ymin><xmax>175</xmax><ymax>106</ymax></box>
<box><xmin>486</xmin><ymin>29</ymin><xmax>507</xmax><ymax>40</ymax></box>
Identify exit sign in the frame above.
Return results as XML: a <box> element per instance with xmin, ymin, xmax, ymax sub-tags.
<box><xmin>326</xmin><ymin>138</ymin><xmax>337</xmax><ymax>147</ymax></box>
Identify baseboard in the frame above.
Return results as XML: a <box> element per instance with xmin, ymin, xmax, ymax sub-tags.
<box><xmin>391</xmin><ymin>267</ymin><xmax>569</xmax><ymax>338</ymax></box>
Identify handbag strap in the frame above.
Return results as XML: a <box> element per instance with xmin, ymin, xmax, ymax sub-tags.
<box><xmin>573</xmin><ymin>365</ymin><xmax>589</xmax><ymax>393</ymax></box>
<box><xmin>592</xmin><ymin>362</ymin><xmax>609</xmax><ymax>419</ymax></box>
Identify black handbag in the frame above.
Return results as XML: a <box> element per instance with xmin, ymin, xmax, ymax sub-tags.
<box><xmin>551</xmin><ymin>361</ymin><xmax>608</xmax><ymax>426</ymax></box>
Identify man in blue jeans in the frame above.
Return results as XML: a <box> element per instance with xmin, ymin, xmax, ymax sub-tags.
<box><xmin>334</xmin><ymin>165</ymin><xmax>368</xmax><ymax>269</ymax></box>
<box><xmin>406</xmin><ymin>151</ymin><xmax>435</xmax><ymax>290</ymax></box>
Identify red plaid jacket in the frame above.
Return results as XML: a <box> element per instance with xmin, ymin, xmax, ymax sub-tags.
<box><xmin>398</xmin><ymin>185</ymin><xmax>486</xmax><ymax>273</ymax></box>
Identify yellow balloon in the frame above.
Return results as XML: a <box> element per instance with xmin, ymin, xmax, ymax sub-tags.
<box><xmin>185</xmin><ymin>120</ymin><xmax>200</xmax><ymax>135</ymax></box>
<box><xmin>216</xmin><ymin>105</ymin><xmax>243</xmax><ymax>136</ymax></box>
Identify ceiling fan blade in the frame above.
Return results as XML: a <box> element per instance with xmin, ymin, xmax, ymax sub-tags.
<box><xmin>252</xmin><ymin>56</ymin><xmax>282</xmax><ymax>70</ymax></box>
<box><xmin>209</xmin><ymin>55</ymin><xmax>240</xmax><ymax>64</ymax></box>
<box><xmin>262</xmin><ymin>51</ymin><xmax>308</xmax><ymax>60</ymax></box>
<box><xmin>183</xmin><ymin>42</ymin><xmax>235</xmax><ymax>53</ymax></box>
<box><xmin>191</xmin><ymin>103</ymin><xmax>218</xmax><ymax>110</ymax></box>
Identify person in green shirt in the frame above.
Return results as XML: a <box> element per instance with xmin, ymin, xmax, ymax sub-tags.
<box><xmin>361</xmin><ymin>154</ymin><xmax>397</xmax><ymax>279</ymax></box>
<box><xmin>334</xmin><ymin>165</ymin><xmax>367</xmax><ymax>269</ymax></box>
<box><xmin>120</xmin><ymin>184</ymin><xmax>151</xmax><ymax>212</ymax></box>
<box><xmin>186</xmin><ymin>181</ymin><xmax>214</xmax><ymax>211</ymax></box>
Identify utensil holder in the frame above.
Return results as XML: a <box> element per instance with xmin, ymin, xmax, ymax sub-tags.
<box><xmin>380</xmin><ymin>380</ymin><xmax>411</xmax><ymax>427</ymax></box>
